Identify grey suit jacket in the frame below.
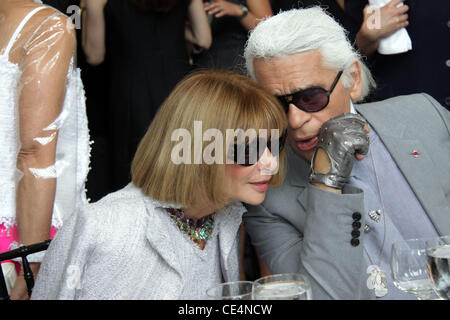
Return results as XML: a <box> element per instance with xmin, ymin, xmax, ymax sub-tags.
<box><xmin>31</xmin><ymin>183</ymin><xmax>245</xmax><ymax>299</ymax></box>
<box><xmin>244</xmin><ymin>93</ymin><xmax>450</xmax><ymax>300</ymax></box>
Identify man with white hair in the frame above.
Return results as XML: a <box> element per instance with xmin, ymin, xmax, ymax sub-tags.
<box><xmin>243</xmin><ymin>7</ymin><xmax>450</xmax><ymax>299</ymax></box>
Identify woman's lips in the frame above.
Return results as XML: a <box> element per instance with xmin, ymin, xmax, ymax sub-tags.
<box><xmin>295</xmin><ymin>135</ymin><xmax>319</xmax><ymax>151</ymax></box>
<box><xmin>250</xmin><ymin>180</ymin><xmax>270</xmax><ymax>192</ymax></box>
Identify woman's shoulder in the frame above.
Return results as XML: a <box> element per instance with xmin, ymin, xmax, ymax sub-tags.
<box><xmin>64</xmin><ymin>184</ymin><xmax>155</xmax><ymax>248</ymax></box>
<box><xmin>76</xmin><ymin>184</ymin><xmax>149</xmax><ymax>227</ymax></box>
<box><xmin>85</xmin><ymin>183</ymin><xmax>147</xmax><ymax>213</ymax></box>
<box><xmin>24</xmin><ymin>5</ymin><xmax>76</xmax><ymax>40</ymax></box>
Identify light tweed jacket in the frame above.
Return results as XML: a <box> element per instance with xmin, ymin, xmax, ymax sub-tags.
<box><xmin>31</xmin><ymin>183</ymin><xmax>246</xmax><ymax>300</ymax></box>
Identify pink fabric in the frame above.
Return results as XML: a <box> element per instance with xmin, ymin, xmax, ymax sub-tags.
<box><xmin>0</xmin><ymin>223</ymin><xmax>58</xmax><ymax>274</ymax></box>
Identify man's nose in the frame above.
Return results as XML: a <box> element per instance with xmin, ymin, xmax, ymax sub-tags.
<box><xmin>288</xmin><ymin>103</ymin><xmax>312</xmax><ymax>130</ymax></box>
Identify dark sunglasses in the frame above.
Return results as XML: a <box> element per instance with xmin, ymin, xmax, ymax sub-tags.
<box><xmin>230</xmin><ymin>130</ymin><xmax>287</xmax><ymax>167</ymax></box>
<box><xmin>276</xmin><ymin>71</ymin><xmax>343</xmax><ymax>113</ymax></box>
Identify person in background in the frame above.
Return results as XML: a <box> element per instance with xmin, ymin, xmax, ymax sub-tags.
<box><xmin>342</xmin><ymin>0</ymin><xmax>449</xmax><ymax>108</ymax></box>
<box><xmin>243</xmin><ymin>7</ymin><xmax>450</xmax><ymax>299</ymax></box>
<box><xmin>194</xmin><ymin>0</ymin><xmax>272</xmax><ymax>74</ymax></box>
<box><xmin>42</xmin><ymin>0</ymin><xmax>111</xmax><ymax>203</ymax></box>
<box><xmin>42</xmin><ymin>0</ymin><xmax>76</xmax><ymax>12</ymax></box>
<box><xmin>271</xmin><ymin>0</ymin><xmax>360</xmax><ymax>44</ymax></box>
<box><xmin>31</xmin><ymin>70</ymin><xmax>287</xmax><ymax>299</ymax></box>
<box><xmin>81</xmin><ymin>0</ymin><xmax>212</xmax><ymax>193</ymax></box>
<box><xmin>0</xmin><ymin>0</ymin><xmax>90</xmax><ymax>299</ymax></box>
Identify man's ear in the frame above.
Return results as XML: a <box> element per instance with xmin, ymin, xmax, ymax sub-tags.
<box><xmin>349</xmin><ymin>61</ymin><xmax>363</xmax><ymax>101</ymax></box>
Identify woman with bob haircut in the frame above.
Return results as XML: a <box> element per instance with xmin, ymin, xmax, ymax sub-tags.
<box><xmin>31</xmin><ymin>69</ymin><xmax>287</xmax><ymax>300</ymax></box>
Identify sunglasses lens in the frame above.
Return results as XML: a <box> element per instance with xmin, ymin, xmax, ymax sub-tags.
<box><xmin>276</xmin><ymin>96</ymin><xmax>290</xmax><ymax>113</ymax></box>
<box><xmin>232</xmin><ymin>131</ymin><xmax>286</xmax><ymax>166</ymax></box>
<box><xmin>292</xmin><ymin>88</ymin><xmax>328</xmax><ymax>112</ymax></box>
<box><xmin>233</xmin><ymin>139</ymin><xmax>257</xmax><ymax>166</ymax></box>
<box><xmin>267</xmin><ymin>131</ymin><xmax>287</xmax><ymax>157</ymax></box>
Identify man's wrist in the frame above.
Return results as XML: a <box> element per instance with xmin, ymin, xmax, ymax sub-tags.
<box><xmin>311</xmin><ymin>181</ymin><xmax>342</xmax><ymax>194</ymax></box>
<box><xmin>310</xmin><ymin>148</ymin><xmax>344</xmax><ymax>192</ymax></box>
<box><xmin>312</xmin><ymin>148</ymin><xmax>331</xmax><ymax>173</ymax></box>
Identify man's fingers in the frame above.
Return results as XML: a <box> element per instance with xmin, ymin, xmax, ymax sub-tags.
<box><xmin>355</xmin><ymin>153</ymin><xmax>366</xmax><ymax>161</ymax></box>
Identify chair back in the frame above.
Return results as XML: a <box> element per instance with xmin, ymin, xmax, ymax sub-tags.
<box><xmin>0</xmin><ymin>239</ymin><xmax>51</xmax><ymax>300</ymax></box>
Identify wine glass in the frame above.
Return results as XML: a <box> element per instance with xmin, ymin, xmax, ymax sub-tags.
<box><xmin>252</xmin><ymin>273</ymin><xmax>312</xmax><ymax>300</ymax></box>
<box><xmin>391</xmin><ymin>238</ymin><xmax>437</xmax><ymax>300</ymax></box>
<box><xmin>425</xmin><ymin>236</ymin><xmax>450</xmax><ymax>300</ymax></box>
<box><xmin>206</xmin><ymin>281</ymin><xmax>254</xmax><ymax>300</ymax></box>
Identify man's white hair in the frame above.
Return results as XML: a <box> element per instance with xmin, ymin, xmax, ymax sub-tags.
<box><xmin>244</xmin><ymin>7</ymin><xmax>376</xmax><ymax>102</ymax></box>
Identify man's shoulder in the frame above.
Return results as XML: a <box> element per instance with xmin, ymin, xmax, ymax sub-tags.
<box><xmin>356</xmin><ymin>93</ymin><xmax>449</xmax><ymax>137</ymax></box>
<box><xmin>357</xmin><ymin>92</ymin><xmax>428</xmax><ymax>109</ymax></box>
<box><xmin>356</xmin><ymin>93</ymin><xmax>446</xmax><ymax>118</ymax></box>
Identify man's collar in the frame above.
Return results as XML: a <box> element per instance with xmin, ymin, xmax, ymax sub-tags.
<box><xmin>350</xmin><ymin>100</ymin><xmax>357</xmax><ymax>114</ymax></box>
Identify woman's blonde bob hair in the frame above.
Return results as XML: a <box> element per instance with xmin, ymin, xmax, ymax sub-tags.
<box><xmin>131</xmin><ymin>69</ymin><xmax>287</xmax><ymax>209</ymax></box>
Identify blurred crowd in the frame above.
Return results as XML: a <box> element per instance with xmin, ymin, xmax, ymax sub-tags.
<box><xmin>41</xmin><ymin>0</ymin><xmax>449</xmax><ymax>202</ymax></box>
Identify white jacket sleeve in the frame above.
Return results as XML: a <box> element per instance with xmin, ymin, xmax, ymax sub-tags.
<box><xmin>31</xmin><ymin>206</ymin><xmax>99</xmax><ymax>300</ymax></box>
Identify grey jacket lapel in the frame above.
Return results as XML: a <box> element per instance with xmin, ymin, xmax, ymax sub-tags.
<box><xmin>356</xmin><ymin>103</ymin><xmax>450</xmax><ymax>236</ymax></box>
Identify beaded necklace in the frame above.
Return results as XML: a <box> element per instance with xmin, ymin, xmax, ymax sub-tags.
<box><xmin>166</xmin><ymin>208</ymin><xmax>215</xmax><ymax>246</ymax></box>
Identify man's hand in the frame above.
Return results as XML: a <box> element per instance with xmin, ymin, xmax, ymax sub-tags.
<box><xmin>309</xmin><ymin>113</ymin><xmax>370</xmax><ymax>191</ymax></box>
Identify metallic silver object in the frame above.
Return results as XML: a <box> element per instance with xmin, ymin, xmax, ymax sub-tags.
<box><xmin>309</xmin><ymin>113</ymin><xmax>369</xmax><ymax>189</ymax></box>
<box><xmin>368</xmin><ymin>209</ymin><xmax>382</xmax><ymax>223</ymax></box>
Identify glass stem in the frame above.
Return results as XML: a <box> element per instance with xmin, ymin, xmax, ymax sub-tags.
<box><xmin>416</xmin><ymin>294</ymin><xmax>431</xmax><ymax>300</ymax></box>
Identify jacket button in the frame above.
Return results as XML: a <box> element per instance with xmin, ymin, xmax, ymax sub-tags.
<box><xmin>351</xmin><ymin>238</ymin><xmax>360</xmax><ymax>247</ymax></box>
<box><xmin>351</xmin><ymin>230</ymin><xmax>360</xmax><ymax>237</ymax></box>
<box><xmin>352</xmin><ymin>212</ymin><xmax>362</xmax><ymax>221</ymax></box>
<box><xmin>352</xmin><ymin>221</ymin><xmax>361</xmax><ymax>229</ymax></box>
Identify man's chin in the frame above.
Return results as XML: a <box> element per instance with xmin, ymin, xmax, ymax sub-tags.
<box><xmin>290</xmin><ymin>141</ymin><xmax>315</xmax><ymax>163</ymax></box>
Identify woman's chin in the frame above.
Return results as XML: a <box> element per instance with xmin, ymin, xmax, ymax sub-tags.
<box><xmin>239</xmin><ymin>192</ymin><xmax>267</xmax><ymax>206</ymax></box>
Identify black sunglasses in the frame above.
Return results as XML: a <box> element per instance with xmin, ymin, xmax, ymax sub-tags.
<box><xmin>276</xmin><ymin>71</ymin><xmax>343</xmax><ymax>113</ymax></box>
<box><xmin>230</xmin><ymin>130</ymin><xmax>287</xmax><ymax>167</ymax></box>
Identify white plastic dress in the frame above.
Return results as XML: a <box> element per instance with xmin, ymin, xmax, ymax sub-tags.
<box><xmin>0</xmin><ymin>6</ymin><xmax>91</xmax><ymax>233</ymax></box>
